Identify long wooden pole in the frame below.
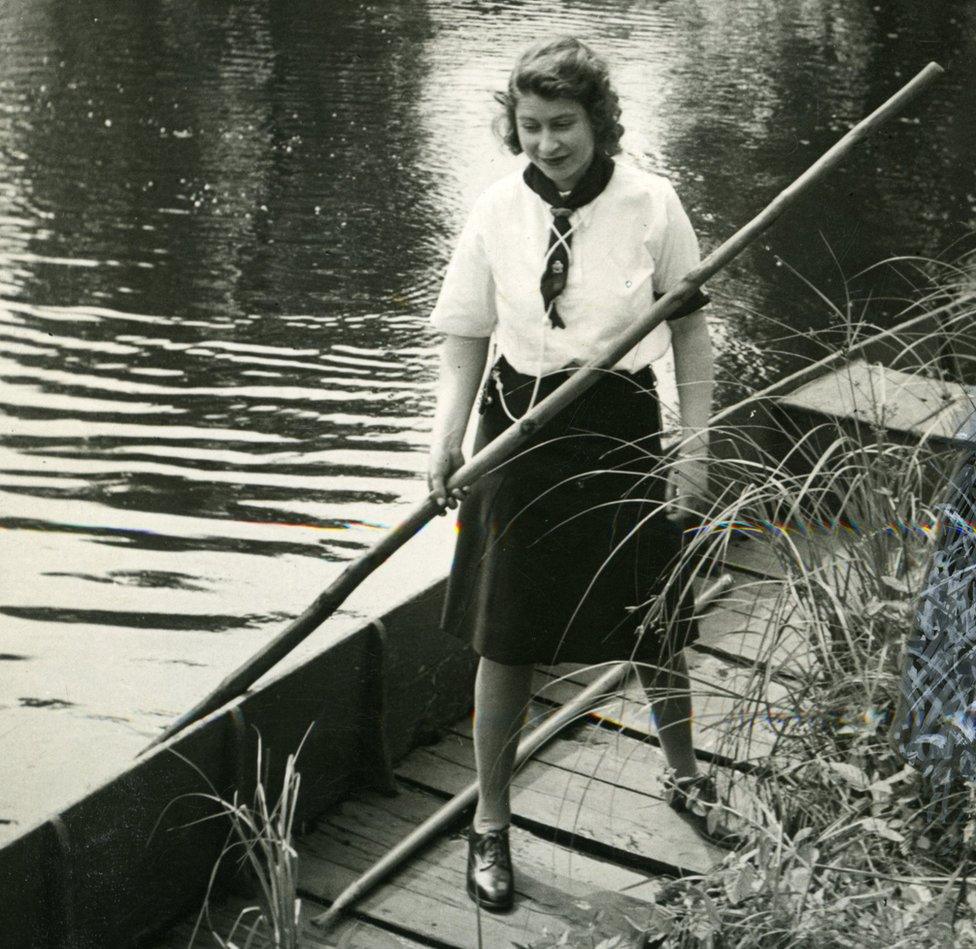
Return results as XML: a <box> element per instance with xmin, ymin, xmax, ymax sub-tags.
<box><xmin>309</xmin><ymin>571</ymin><xmax>736</xmax><ymax>932</ymax></box>
<box><xmin>139</xmin><ymin>62</ymin><xmax>944</xmax><ymax>756</ymax></box>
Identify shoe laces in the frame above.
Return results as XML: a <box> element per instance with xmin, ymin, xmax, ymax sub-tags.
<box><xmin>474</xmin><ymin>829</ymin><xmax>507</xmax><ymax>868</ymax></box>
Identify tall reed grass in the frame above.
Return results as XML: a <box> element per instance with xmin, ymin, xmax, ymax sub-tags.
<box><xmin>557</xmin><ymin>250</ymin><xmax>976</xmax><ymax>947</ymax></box>
<box><xmin>157</xmin><ymin>725</ymin><xmax>310</xmax><ymax>949</ymax></box>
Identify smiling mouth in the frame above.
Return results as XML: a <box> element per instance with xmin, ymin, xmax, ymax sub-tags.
<box><xmin>543</xmin><ymin>156</ymin><xmax>569</xmax><ymax>165</ymax></box>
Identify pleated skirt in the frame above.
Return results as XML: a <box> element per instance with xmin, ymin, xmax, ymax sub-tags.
<box><xmin>438</xmin><ymin>354</ymin><xmax>701</xmax><ymax>669</ymax></box>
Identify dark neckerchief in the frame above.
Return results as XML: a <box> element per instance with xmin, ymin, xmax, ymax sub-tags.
<box><xmin>522</xmin><ymin>150</ymin><xmax>615</xmax><ymax>328</ymax></box>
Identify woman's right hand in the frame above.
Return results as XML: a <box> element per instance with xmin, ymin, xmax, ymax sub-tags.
<box><xmin>427</xmin><ymin>442</ymin><xmax>470</xmax><ymax>514</ymax></box>
<box><xmin>426</xmin><ymin>333</ymin><xmax>490</xmax><ymax>515</ymax></box>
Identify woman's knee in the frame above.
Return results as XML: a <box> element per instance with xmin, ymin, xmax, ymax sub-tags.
<box><xmin>479</xmin><ymin>656</ymin><xmax>535</xmax><ymax>680</ymax></box>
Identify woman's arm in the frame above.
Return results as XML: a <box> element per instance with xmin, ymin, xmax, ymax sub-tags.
<box><xmin>669</xmin><ymin>310</ymin><xmax>714</xmax><ymax>455</ymax></box>
<box><xmin>428</xmin><ymin>333</ymin><xmax>492</xmax><ymax>511</ymax></box>
<box><xmin>668</xmin><ymin>311</ymin><xmax>714</xmax><ymax>515</ymax></box>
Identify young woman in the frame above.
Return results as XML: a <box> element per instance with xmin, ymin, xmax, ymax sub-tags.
<box><xmin>426</xmin><ymin>36</ymin><xmax>727</xmax><ymax>912</ymax></box>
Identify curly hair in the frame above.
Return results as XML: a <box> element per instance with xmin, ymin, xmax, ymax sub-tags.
<box><xmin>492</xmin><ymin>36</ymin><xmax>625</xmax><ymax>157</ymax></box>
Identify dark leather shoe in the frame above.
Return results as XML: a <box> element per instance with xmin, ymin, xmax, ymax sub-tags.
<box><xmin>465</xmin><ymin>823</ymin><xmax>515</xmax><ymax>912</ymax></box>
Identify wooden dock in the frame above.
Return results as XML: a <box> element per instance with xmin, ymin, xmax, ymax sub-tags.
<box><xmin>151</xmin><ymin>534</ymin><xmax>830</xmax><ymax>949</ymax></box>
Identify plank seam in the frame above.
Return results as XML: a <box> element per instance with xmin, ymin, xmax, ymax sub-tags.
<box><xmin>388</xmin><ymin>772</ymin><xmax>718</xmax><ymax>881</ymax></box>
<box><xmin>296</xmin><ymin>885</ymin><xmax>464</xmax><ymax>949</ymax></box>
<box><xmin>687</xmin><ymin>640</ymin><xmax>806</xmax><ymax>684</ymax></box>
<box><xmin>459</xmin><ymin>696</ymin><xmax>765</xmax><ymax>777</ymax></box>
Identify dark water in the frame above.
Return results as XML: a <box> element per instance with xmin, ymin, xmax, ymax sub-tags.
<box><xmin>0</xmin><ymin>0</ymin><xmax>974</xmax><ymax>826</ymax></box>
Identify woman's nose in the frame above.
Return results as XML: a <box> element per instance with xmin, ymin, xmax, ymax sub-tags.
<box><xmin>539</xmin><ymin>128</ymin><xmax>560</xmax><ymax>154</ymax></box>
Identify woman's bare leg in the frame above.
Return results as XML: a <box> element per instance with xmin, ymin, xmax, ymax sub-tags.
<box><xmin>638</xmin><ymin>649</ymin><xmax>698</xmax><ymax>780</ymax></box>
<box><xmin>472</xmin><ymin>656</ymin><xmax>536</xmax><ymax>833</ymax></box>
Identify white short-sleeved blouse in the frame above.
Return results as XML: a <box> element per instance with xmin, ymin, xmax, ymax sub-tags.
<box><xmin>429</xmin><ymin>159</ymin><xmax>707</xmax><ymax>376</ymax></box>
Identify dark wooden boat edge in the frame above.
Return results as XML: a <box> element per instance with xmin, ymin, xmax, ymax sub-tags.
<box><xmin>0</xmin><ymin>574</ymin><xmax>475</xmax><ymax>949</ymax></box>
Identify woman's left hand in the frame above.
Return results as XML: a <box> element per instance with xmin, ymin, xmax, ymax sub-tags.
<box><xmin>666</xmin><ymin>455</ymin><xmax>710</xmax><ymax>522</ymax></box>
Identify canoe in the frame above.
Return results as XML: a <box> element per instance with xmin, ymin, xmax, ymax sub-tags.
<box><xmin>2</xmin><ymin>357</ymin><xmax>973</xmax><ymax>948</ymax></box>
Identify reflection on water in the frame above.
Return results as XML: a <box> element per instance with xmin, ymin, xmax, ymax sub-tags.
<box><xmin>0</xmin><ymin>0</ymin><xmax>974</xmax><ymax>831</ymax></box>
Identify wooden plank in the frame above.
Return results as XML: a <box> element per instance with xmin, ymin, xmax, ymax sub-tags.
<box><xmin>694</xmin><ymin>575</ymin><xmax>819</xmax><ymax>680</ymax></box>
<box><xmin>360</xmin><ymin>753</ymin><xmax>665</xmax><ymax>897</ymax></box>
<box><xmin>447</xmin><ymin>705</ymin><xmax>767</xmax><ymax>833</ymax></box>
<box><xmin>551</xmin><ymin>719</ymin><xmax>768</xmax><ymax>833</ymax></box>
<box><xmin>777</xmin><ymin>359</ymin><xmax>962</xmax><ymax>435</ymax></box>
<box><xmin>152</xmin><ymin>892</ymin><xmax>430</xmax><ymax>948</ymax></box>
<box><xmin>396</xmin><ymin>720</ymin><xmax>729</xmax><ymax>874</ymax></box>
<box><xmin>529</xmin><ymin>650</ymin><xmax>791</xmax><ymax>764</ymax></box>
<box><xmin>774</xmin><ymin>363</ymin><xmax>976</xmax><ymax>512</ymax></box>
<box><xmin>299</xmin><ymin>783</ymin><xmax>669</xmax><ymax>949</ymax></box>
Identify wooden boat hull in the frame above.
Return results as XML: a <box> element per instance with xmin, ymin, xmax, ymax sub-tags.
<box><xmin>0</xmin><ymin>577</ymin><xmax>476</xmax><ymax>948</ymax></box>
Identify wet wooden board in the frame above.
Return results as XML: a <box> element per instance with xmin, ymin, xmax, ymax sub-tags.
<box><xmin>397</xmin><ymin>719</ymin><xmax>729</xmax><ymax>875</ymax></box>
<box><xmin>530</xmin><ymin>650</ymin><xmax>791</xmax><ymax>764</ymax></box>
<box><xmin>152</xmin><ymin>891</ymin><xmax>429</xmax><ymax>948</ymax></box>
<box><xmin>447</xmin><ymin>704</ymin><xmax>767</xmax><ymax>833</ymax></box>
<box><xmin>693</xmin><ymin>577</ymin><xmax>819</xmax><ymax>679</ymax></box>
<box><xmin>299</xmin><ymin>783</ymin><xmax>669</xmax><ymax>949</ymax></box>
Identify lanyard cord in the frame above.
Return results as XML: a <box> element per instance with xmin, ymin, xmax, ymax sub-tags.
<box><xmin>495</xmin><ymin>214</ymin><xmax>582</xmax><ymax>425</ymax></box>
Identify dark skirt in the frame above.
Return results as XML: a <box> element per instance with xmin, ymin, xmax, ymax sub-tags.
<box><xmin>439</xmin><ymin>354</ymin><xmax>701</xmax><ymax>668</ymax></box>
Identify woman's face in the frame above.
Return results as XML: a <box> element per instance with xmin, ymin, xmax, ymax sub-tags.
<box><xmin>514</xmin><ymin>92</ymin><xmax>596</xmax><ymax>192</ymax></box>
